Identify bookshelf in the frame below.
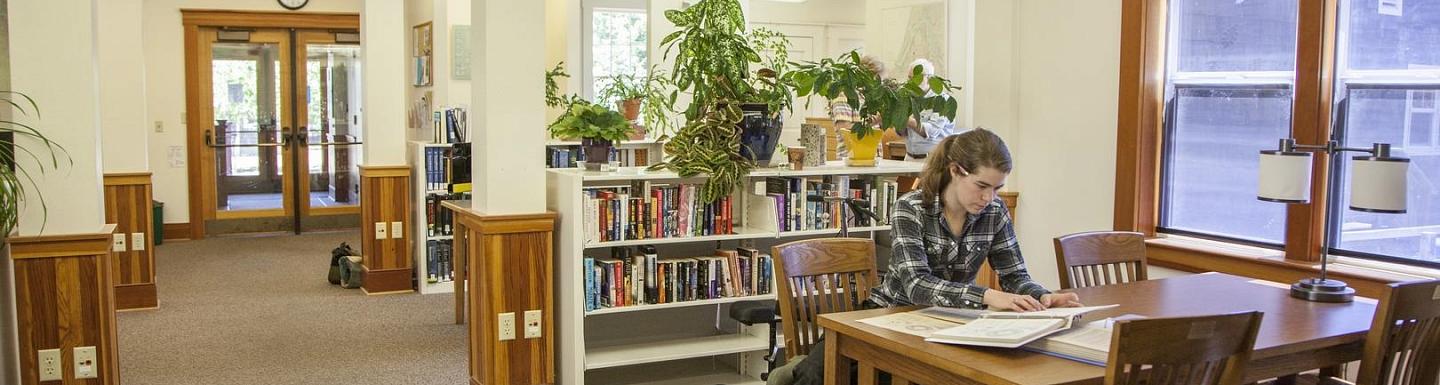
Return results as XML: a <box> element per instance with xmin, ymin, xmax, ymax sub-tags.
<box><xmin>545</xmin><ymin>138</ymin><xmax>666</xmax><ymax>169</ymax></box>
<box><xmin>410</xmin><ymin>140</ymin><xmax>463</xmax><ymax>294</ymax></box>
<box><xmin>548</xmin><ymin>159</ymin><xmax>922</xmax><ymax>385</ymax></box>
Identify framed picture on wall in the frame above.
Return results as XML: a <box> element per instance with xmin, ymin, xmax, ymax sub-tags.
<box><xmin>413</xmin><ymin>21</ymin><xmax>433</xmax><ymax>87</ymax></box>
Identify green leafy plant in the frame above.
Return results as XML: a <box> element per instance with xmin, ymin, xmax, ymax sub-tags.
<box><xmin>0</xmin><ymin>91</ymin><xmax>70</xmax><ymax>236</ymax></box>
<box><xmin>650</xmin><ymin>0</ymin><xmax>794</xmax><ymax>203</ymax></box>
<box><xmin>547</xmin><ymin>99</ymin><xmax>634</xmax><ymax>143</ymax></box>
<box><xmin>545</xmin><ymin>61</ymin><xmax>578</xmax><ymax>108</ymax></box>
<box><xmin>598</xmin><ymin>73</ymin><xmax>648</xmax><ymax>106</ymax></box>
<box><xmin>789</xmin><ymin>51</ymin><xmax>962</xmax><ymax>139</ymax></box>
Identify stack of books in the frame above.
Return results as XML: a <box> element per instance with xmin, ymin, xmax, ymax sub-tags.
<box><xmin>581</xmin><ymin>182</ymin><xmax>735</xmax><ymax>244</ymax></box>
<box><xmin>582</xmin><ymin>246</ymin><xmax>774</xmax><ymax>312</ymax></box>
<box><xmin>426</xmin><ymin>239</ymin><xmax>454</xmax><ymax>283</ymax></box>
<box><xmin>759</xmin><ymin>175</ymin><xmax>901</xmax><ymax>232</ymax></box>
<box><xmin>423</xmin><ymin>146</ymin><xmax>452</xmax><ymax>191</ymax></box>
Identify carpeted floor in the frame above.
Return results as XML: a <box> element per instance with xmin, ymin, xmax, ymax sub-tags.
<box><xmin>117</xmin><ymin>231</ymin><xmax>467</xmax><ymax>385</ymax></box>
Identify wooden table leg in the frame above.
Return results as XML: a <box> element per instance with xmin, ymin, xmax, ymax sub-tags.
<box><xmin>858</xmin><ymin>362</ymin><xmax>876</xmax><ymax>385</ymax></box>
<box><xmin>825</xmin><ymin>336</ymin><xmax>853</xmax><ymax>385</ymax></box>
<box><xmin>453</xmin><ymin>229</ymin><xmax>467</xmax><ymax>325</ymax></box>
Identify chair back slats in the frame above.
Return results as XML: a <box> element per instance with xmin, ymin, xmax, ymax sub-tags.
<box><xmin>772</xmin><ymin>238</ymin><xmax>878</xmax><ymax>361</ymax></box>
<box><xmin>1104</xmin><ymin>311</ymin><xmax>1263</xmax><ymax>385</ymax></box>
<box><xmin>1055</xmin><ymin>231</ymin><xmax>1149</xmax><ymax>290</ymax></box>
<box><xmin>1358</xmin><ymin>279</ymin><xmax>1440</xmax><ymax>385</ymax></box>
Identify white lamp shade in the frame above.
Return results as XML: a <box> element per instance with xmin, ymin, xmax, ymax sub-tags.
<box><xmin>1258</xmin><ymin>151</ymin><xmax>1312</xmax><ymax>203</ymax></box>
<box><xmin>1350</xmin><ymin>156</ymin><xmax>1408</xmax><ymax>213</ymax></box>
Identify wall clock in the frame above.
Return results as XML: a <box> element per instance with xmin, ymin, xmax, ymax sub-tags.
<box><xmin>278</xmin><ymin>0</ymin><xmax>308</xmax><ymax>10</ymax></box>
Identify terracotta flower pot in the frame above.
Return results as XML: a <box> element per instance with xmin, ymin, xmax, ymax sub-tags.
<box><xmin>619</xmin><ymin>99</ymin><xmax>642</xmax><ymax>121</ymax></box>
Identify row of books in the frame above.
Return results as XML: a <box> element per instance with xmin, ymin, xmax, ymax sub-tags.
<box><xmin>432</xmin><ymin>107</ymin><xmax>468</xmax><ymax>144</ymax></box>
<box><xmin>426</xmin><ymin>239</ymin><xmax>456</xmax><ymax>284</ymax></box>
<box><xmin>582</xmin><ymin>181</ymin><xmax>735</xmax><ymax>244</ymax></box>
<box><xmin>760</xmin><ymin>175</ymin><xmax>901</xmax><ymax>232</ymax></box>
<box><xmin>422</xmin><ymin>146</ymin><xmax>454</xmax><ymax>191</ymax></box>
<box><xmin>582</xmin><ymin>246</ymin><xmax>774</xmax><ymax>312</ymax></box>
<box><xmin>544</xmin><ymin>145</ymin><xmax>652</xmax><ymax>169</ymax></box>
<box><xmin>425</xmin><ymin>193</ymin><xmax>466</xmax><ymax>238</ymax></box>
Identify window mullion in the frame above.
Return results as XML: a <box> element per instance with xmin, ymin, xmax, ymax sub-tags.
<box><xmin>1282</xmin><ymin>0</ymin><xmax>1340</xmax><ymax>264</ymax></box>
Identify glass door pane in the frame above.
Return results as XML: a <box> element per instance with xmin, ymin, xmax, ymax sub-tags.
<box><xmin>301</xmin><ymin>41</ymin><xmax>363</xmax><ymax>213</ymax></box>
<box><xmin>211</xmin><ymin>39</ymin><xmax>290</xmax><ymax>214</ymax></box>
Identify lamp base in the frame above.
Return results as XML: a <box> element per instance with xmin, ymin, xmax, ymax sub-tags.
<box><xmin>1289</xmin><ymin>278</ymin><xmax>1355</xmax><ymax>303</ymax></box>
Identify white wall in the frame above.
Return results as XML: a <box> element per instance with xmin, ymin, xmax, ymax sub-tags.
<box><xmin>142</xmin><ymin>0</ymin><xmax>364</xmax><ymax>224</ymax></box>
<box><xmin>1003</xmin><ymin>0</ymin><xmax>1123</xmax><ymax>289</ymax></box>
<box><xmin>748</xmin><ymin>0</ymin><xmax>866</xmax><ymax>26</ymax></box>
<box><xmin>363</xmin><ymin>0</ymin><xmax>408</xmax><ymax>166</ymax></box>
<box><xmin>11</xmin><ymin>0</ymin><xmax>105</xmax><ymax>236</ymax></box>
<box><xmin>99</xmin><ymin>0</ymin><xmax>150</xmax><ymax>173</ymax></box>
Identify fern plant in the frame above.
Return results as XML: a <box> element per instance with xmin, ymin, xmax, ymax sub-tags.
<box><xmin>0</xmin><ymin>91</ymin><xmax>70</xmax><ymax>236</ymax></box>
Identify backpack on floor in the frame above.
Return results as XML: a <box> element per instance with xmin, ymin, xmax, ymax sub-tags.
<box><xmin>328</xmin><ymin>242</ymin><xmax>358</xmax><ymax>285</ymax></box>
<box><xmin>339</xmin><ymin>255</ymin><xmax>364</xmax><ymax>289</ymax></box>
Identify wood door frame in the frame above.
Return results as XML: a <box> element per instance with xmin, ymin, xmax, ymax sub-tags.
<box><xmin>183</xmin><ymin>10</ymin><xmax>359</xmax><ymax>239</ymax></box>
<box><xmin>294</xmin><ymin>30</ymin><xmax>363</xmax><ymax>217</ymax></box>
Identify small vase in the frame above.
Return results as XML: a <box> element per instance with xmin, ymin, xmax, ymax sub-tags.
<box><xmin>581</xmin><ymin>138</ymin><xmax>613</xmax><ymax>171</ymax></box>
<box><xmin>843</xmin><ymin>130</ymin><xmax>882</xmax><ymax>167</ymax></box>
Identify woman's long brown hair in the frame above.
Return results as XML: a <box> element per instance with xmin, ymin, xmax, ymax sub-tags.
<box><xmin>918</xmin><ymin>128</ymin><xmax>1012</xmax><ymax>208</ymax></box>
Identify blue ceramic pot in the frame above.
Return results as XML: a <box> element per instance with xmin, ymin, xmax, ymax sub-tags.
<box><xmin>738</xmin><ymin>104</ymin><xmax>783</xmax><ymax>163</ymax></box>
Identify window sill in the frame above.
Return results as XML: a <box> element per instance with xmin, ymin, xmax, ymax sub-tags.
<box><xmin>1145</xmin><ymin>235</ymin><xmax>1431</xmax><ymax>298</ymax></box>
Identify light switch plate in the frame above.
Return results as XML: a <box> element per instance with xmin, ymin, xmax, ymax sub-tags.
<box><xmin>498</xmin><ymin>312</ymin><xmax>516</xmax><ymax>341</ymax></box>
<box><xmin>523</xmin><ymin>310</ymin><xmax>542</xmax><ymax>339</ymax></box>
<box><xmin>73</xmin><ymin>346</ymin><xmax>97</xmax><ymax>379</ymax></box>
<box><xmin>111</xmin><ymin>234</ymin><xmax>127</xmax><ymax>252</ymax></box>
<box><xmin>131</xmin><ymin>233</ymin><xmax>146</xmax><ymax>251</ymax></box>
<box><xmin>38</xmin><ymin>348</ymin><xmax>60</xmax><ymax>381</ymax></box>
<box><xmin>374</xmin><ymin>222</ymin><xmax>388</xmax><ymax>240</ymax></box>
<box><xmin>390</xmin><ymin>222</ymin><xmax>403</xmax><ymax>239</ymax></box>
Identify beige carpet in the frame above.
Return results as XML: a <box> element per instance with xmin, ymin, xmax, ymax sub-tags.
<box><xmin>118</xmin><ymin>231</ymin><xmax>467</xmax><ymax>385</ymax></box>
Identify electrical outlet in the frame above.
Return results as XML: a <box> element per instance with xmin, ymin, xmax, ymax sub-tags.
<box><xmin>523</xmin><ymin>310</ymin><xmax>542</xmax><ymax>339</ymax></box>
<box><xmin>374</xmin><ymin>222</ymin><xmax>388</xmax><ymax>240</ymax></box>
<box><xmin>131</xmin><ymin>233</ymin><xmax>146</xmax><ymax>251</ymax></box>
<box><xmin>38</xmin><ymin>348</ymin><xmax>60</xmax><ymax>382</ymax></box>
<box><xmin>73</xmin><ymin>346</ymin><xmax>96</xmax><ymax>379</ymax></box>
<box><xmin>390</xmin><ymin>221</ymin><xmax>403</xmax><ymax>239</ymax></box>
<box><xmin>498</xmin><ymin>312</ymin><xmax>516</xmax><ymax>341</ymax></box>
<box><xmin>111</xmin><ymin>233</ymin><xmax>127</xmax><ymax>252</ymax></box>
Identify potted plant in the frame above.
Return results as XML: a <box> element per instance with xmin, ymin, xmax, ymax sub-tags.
<box><xmin>0</xmin><ymin>91</ymin><xmax>70</xmax><ymax>236</ymax></box>
<box><xmin>650</xmin><ymin>0</ymin><xmax>794</xmax><ymax>203</ymax></box>
<box><xmin>599</xmin><ymin>68</ymin><xmax>680</xmax><ymax>141</ymax></box>
<box><xmin>599</xmin><ymin>73</ymin><xmax>646</xmax><ymax>121</ymax></box>
<box><xmin>547</xmin><ymin>98</ymin><xmax>634</xmax><ymax>171</ymax></box>
<box><xmin>788</xmin><ymin>51</ymin><xmax>961</xmax><ymax>166</ymax></box>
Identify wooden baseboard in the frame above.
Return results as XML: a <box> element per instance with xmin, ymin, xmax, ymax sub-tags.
<box><xmin>115</xmin><ymin>283</ymin><xmax>158</xmax><ymax>310</ymax></box>
<box><xmin>163</xmin><ymin>222</ymin><xmax>192</xmax><ymax>241</ymax></box>
<box><xmin>361</xmin><ymin>267</ymin><xmax>413</xmax><ymax>294</ymax></box>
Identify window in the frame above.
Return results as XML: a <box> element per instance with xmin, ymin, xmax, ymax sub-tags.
<box><xmin>1330</xmin><ymin>0</ymin><xmax>1440</xmax><ymax>266</ymax></box>
<box><xmin>583</xmin><ymin>0</ymin><xmax>647</xmax><ymax>107</ymax></box>
<box><xmin>1126</xmin><ymin>0</ymin><xmax>1440</xmax><ymax>268</ymax></box>
<box><xmin>1157</xmin><ymin>0</ymin><xmax>1299</xmax><ymax>246</ymax></box>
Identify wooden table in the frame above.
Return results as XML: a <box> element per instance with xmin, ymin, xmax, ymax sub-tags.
<box><xmin>818</xmin><ymin>273</ymin><xmax>1376</xmax><ymax>385</ymax></box>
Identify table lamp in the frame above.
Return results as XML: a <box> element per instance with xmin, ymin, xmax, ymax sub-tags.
<box><xmin>1258</xmin><ymin>138</ymin><xmax>1409</xmax><ymax>303</ymax></box>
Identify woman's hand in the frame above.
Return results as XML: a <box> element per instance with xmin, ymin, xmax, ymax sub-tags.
<box><xmin>982</xmin><ymin>290</ymin><xmax>1046</xmax><ymax>312</ymax></box>
<box><xmin>1040</xmin><ymin>292</ymin><xmax>1084</xmax><ymax>308</ymax></box>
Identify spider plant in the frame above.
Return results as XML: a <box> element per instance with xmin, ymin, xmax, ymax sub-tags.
<box><xmin>0</xmin><ymin>91</ymin><xmax>70</xmax><ymax>236</ymax></box>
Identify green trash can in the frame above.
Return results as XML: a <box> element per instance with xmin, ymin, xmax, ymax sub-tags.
<box><xmin>153</xmin><ymin>200</ymin><xmax>164</xmax><ymax>245</ymax></box>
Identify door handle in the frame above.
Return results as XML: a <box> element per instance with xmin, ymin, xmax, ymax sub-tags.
<box><xmin>205</xmin><ymin>129</ymin><xmax>285</xmax><ymax>148</ymax></box>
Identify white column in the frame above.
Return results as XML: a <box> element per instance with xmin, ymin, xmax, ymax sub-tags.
<box><xmin>9</xmin><ymin>0</ymin><xmax>105</xmax><ymax>235</ymax></box>
<box><xmin>363</xmin><ymin>0</ymin><xmax>408</xmax><ymax>166</ymax></box>
<box><xmin>472</xmin><ymin>0</ymin><xmax>546</xmax><ymax>215</ymax></box>
<box><xmin>98</xmin><ymin>0</ymin><xmax>150</xmax><ymax>173</ymax></box>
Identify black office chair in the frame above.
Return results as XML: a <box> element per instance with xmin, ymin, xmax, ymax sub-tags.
<box><xmin>728</xmin><ymin>194</ymin><xmax>882</xmax><ymax>380</ymax></box>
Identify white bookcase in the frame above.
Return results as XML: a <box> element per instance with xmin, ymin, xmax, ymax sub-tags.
<box><xmin>410</xmin><ymin>141</ymin><xmax>459</xmax><ymax>294</ymax></box>
<box><xmin>548</xmin><ymin>159</ymin><xmax>922</xmax><ymax>385</ymax></box>
<box><xmin>545</xmin><ymin>138</ymin><xmax>667</xmax><ymax>169</ymax></box>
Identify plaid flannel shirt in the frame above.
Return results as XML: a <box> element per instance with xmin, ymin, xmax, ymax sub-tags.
<box><xmin>869</xmin><ymin>190</ymin><xmax>1051</xmax><ymax>308</ymax></box>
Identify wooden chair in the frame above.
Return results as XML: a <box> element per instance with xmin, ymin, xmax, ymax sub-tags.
<box><xmin>1054</xmin><ymin>231</ymin><xmax>1148</xmax><ymax>290</ymax></box>
<box><xmin>1107</xmin><ymin>311</ymin><xmax>1265</xmax><ymax>385</ymax></box>
<box><xmin>1307</xmin><ymin>279</ymin><xmax>1440</xmax><ymax>385</ymax></box>
<box><xmin>772</xmin><ymin>238</ymin><xmax>880</xmax><ymax>361</ymax></box>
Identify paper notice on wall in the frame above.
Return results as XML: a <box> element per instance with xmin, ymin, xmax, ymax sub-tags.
<box><xmin>168</xmin><ymin>146</ymin><xmax>186</xmax><ymax>168</ymax></box>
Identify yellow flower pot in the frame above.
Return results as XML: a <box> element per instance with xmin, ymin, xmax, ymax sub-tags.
<box><xmin>843</xmin><ymin>129</ymin><xmax>882</xmax><ymax>167</ymax></box>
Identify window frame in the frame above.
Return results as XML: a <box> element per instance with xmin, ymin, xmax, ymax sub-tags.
<box><xmin>581</xmin><ymin>0</ymin><xmax>648</xmax><ymax>103</ymax></box>
<box><xmin>1119</xmin><ymin>0</ymin><xmax>1440</xmax><ymax>274</ymax></box>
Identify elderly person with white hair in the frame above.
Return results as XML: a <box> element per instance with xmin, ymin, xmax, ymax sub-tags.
<box><xmin>899</xmin><ymin>58</ymin><xmax>960</xmax><ymax>161</ymax></box>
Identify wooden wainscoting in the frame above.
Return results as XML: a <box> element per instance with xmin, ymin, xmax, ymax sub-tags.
<box><xmin>162</xmin><ymin>223</ymin><xmax>191</xmax><ymax>241</ymax></box>
<box><xmin>103</xmin><ymin>173</ymin><xmax>158</xmax><ymax>310</ymax></box>
<box><xmin>359</xmin><ymin>166</ymin><xmax>412</xmax><ymax>294</ymax></box>
<box><xmin>8</xmin><ymin>225</ymin><xmax>120</xmax><ymax>385</ymax></box>
<box><xmin>974</xmin><ymin>192</ymin><xmax>1020</xmax><ymax>289</ymax></box>
<box><xmin>450</xmin><ymin>207</ymin><xmax>557</xmax><ymax>385</ymax></box>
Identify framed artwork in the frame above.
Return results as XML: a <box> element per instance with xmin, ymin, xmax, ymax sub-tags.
<box><xmin>413</xmin><ymin>22</ymin><xmax>433</xmax><ymax>86</ymax></box>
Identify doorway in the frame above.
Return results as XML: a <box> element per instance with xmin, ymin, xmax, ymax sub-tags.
<box><xmin>184</xmin><ymin>11</ymin><xmax>363</xmax><ymax>237</ymax></box>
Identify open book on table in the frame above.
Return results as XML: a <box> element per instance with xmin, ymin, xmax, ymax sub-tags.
<box><xmin>920</xmin><ymin>304</ymin><xmax>1119</xmax><ymax>348</ymax></box>
<box><xmin>1022</xmin><ymin>313</ymin><xmax>1145</xmax><ymax>366</ymax></box>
